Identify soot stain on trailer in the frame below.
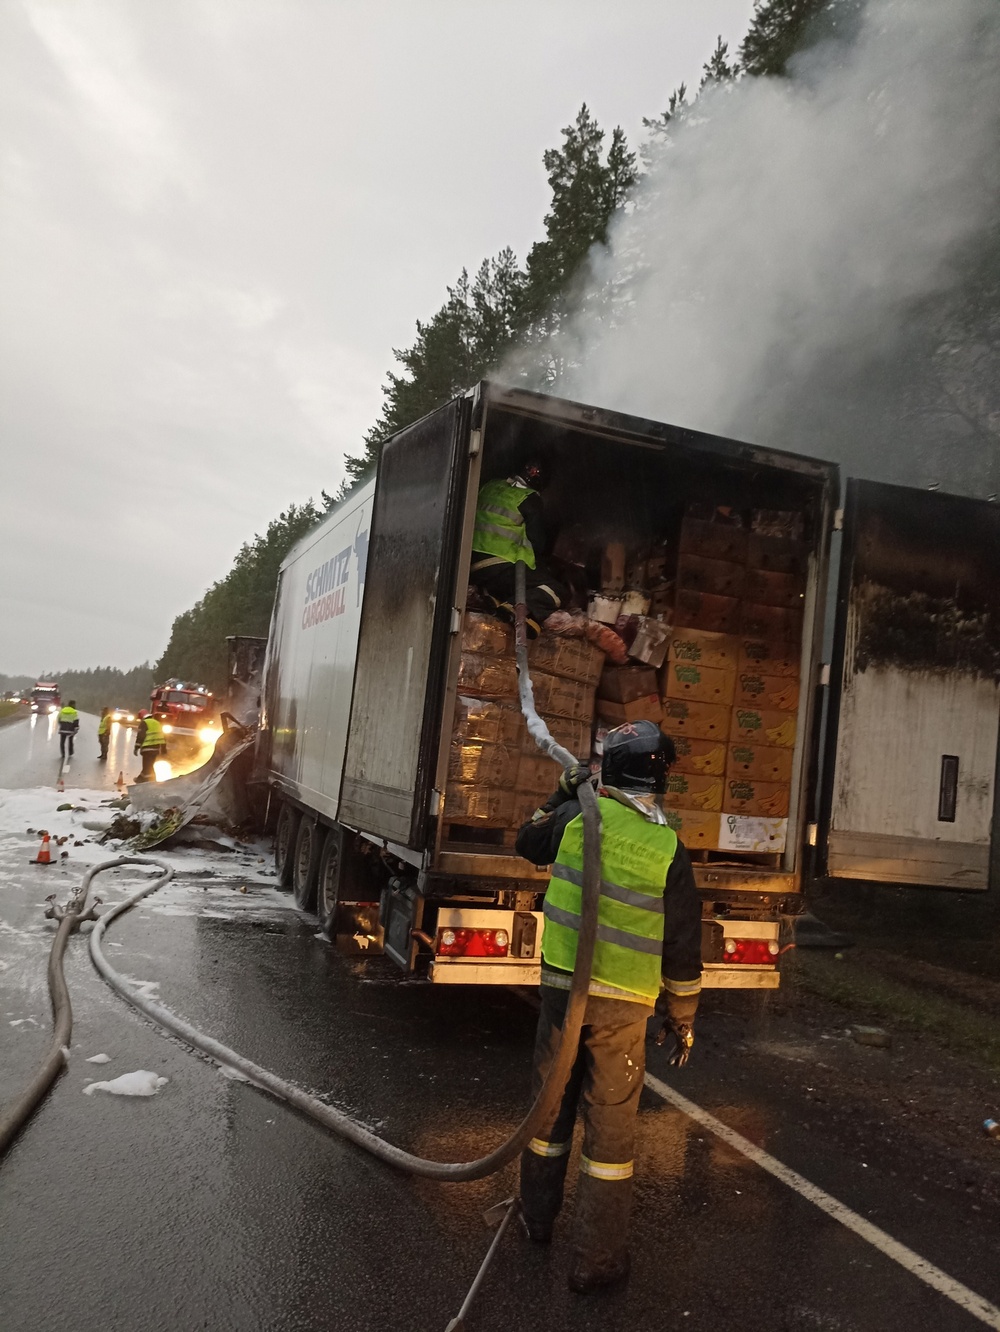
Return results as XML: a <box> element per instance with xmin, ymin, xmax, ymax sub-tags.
<box><xmin>855</xmin><ymin>583</ymin><xmax>1000</xmax><ymax>680</ymax></box>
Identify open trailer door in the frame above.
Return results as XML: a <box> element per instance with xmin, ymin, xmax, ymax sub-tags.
<box><xmin>819</xmin><ymin>480</ymin><xmax>1000</xmax><ymax>889</ymax></box>
<box><xmin>338</xmin><ymin>393</ymin><xmax>475</xmax><ymax>848</ymax></box>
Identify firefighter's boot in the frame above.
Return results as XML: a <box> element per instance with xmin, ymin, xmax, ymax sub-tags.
<box><xmin>568</xmin><ymin>1170</ymin><xmax>633</xmax><ymax>1294</ymax></box>
<box><xmin>519</xmin><ymin>1141</ymin><xmax>571</xmax><ymax>1243</ymax></box>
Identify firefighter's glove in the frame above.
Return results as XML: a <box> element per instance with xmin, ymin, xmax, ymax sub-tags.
<box><xmin>657</xmin><ymin>1020</ymin><xmax>695</xmax><ymax>1067</ymax></box>
<box><xmin>558</xmin><ymin>763</ymin><xmax>591</xmax><ymax>798</ymax></box>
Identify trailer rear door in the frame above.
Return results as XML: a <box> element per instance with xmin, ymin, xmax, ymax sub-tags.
<box><xmin>819</xmin><ymin>480</ymin><xmax>1000</xmax><ymax>889</ymax></box>
<box><xmin>339</xmin><ymin>396</ymin><xmax>474</xmax><ymax>847</ymax></box>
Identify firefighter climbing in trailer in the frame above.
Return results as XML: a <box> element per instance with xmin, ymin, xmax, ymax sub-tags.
<box><xmin>470</xmin><ymin>457</ymin><xmax>566</xmax><ymax>639</ymax></box>
<box><xmin>514</xmin><ymin>720</ymin><xmax>702</xmax><ymax>1295</ymax></box>
<box><xmin>133</xmin><ymin>709</ymin><xmax>167</xmax><ymax>783</ymax></box>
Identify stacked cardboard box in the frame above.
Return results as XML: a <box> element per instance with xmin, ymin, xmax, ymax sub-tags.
<box><xmin>445</xmin><ymin>614</ymin><xmax>601</xmax><ymax>837</ymax></box>
<box><xmin>661</xmin><ymin>506</ymin><xmax>805</xmax><ymax>853</ymax></box>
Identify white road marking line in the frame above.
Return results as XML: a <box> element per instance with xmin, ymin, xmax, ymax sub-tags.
<box><xmin>644</xmin><ymin>1070</ymin><xmax>1000</xmax><ymax>1330</ymax></box>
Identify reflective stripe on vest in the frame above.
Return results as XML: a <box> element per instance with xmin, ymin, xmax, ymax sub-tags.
<box><xmin>472</xmin><ymin>479</ymin><xmax>536</xmax><ymax>569</ymax></box>
<box><xmin>141</xmin><ymin>717</ymin><xmax>166</xmax><ymax>750</ymax></box>
<box><xmin>541</xmin><ymin>797</ymin><xmax>677</xmax><ymax>1003</ymax></box>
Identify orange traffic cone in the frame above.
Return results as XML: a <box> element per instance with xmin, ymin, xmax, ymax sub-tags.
<box><xmin>116</xmin><ymin>771</ymin><xmax>125</xmax><ymax>792</ymax></box>
<box><xmin>32</xmin><ymin>833</ymin><xmax>53</xmax><ymax>865</ymax></box>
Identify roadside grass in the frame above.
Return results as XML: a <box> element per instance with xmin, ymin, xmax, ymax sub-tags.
<box><xmin>0</xmin><ymin>701</ymin><xmax>25</xmax><ymax>722</ymax></box>
<box><xmin>787</xmin><ymin>949</ymin><xmax>1000</xmax><ymax>1076</ymax></box>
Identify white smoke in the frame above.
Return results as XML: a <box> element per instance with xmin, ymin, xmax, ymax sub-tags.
<box><xmin>549</xmin><ymin>0</ymin><xmax>1000</xmax><ymax>495</ymax></box>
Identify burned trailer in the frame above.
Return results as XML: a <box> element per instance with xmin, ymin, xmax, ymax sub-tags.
<box><xmin>818</xmin><ymin>482</ymin><xmax>1000</xmax><ymax>890</ymax></box>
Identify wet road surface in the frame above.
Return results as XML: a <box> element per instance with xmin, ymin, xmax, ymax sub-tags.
<box><xmin>2</xmin><ymin>716</ymin><xmax>999</xmax><ymax>1332</ymax></box>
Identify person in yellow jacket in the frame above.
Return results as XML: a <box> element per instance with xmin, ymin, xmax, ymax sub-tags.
<box><xmin>133</xmin><ymin>710</ymin><xmax>168</xmax><ymax>783</ymax></box>
<box><xmin>97</xmin><ymin>706</ymin><xmax>113</xmax><ymax>761</ymax></box>
<box><xmin>57</xmin><ymin>701</ymin><xmax>80</xmax><ymax>760</ymax></box>
<box><xmin>470</xmin><ymin>457</ymin><xmax>565</xmax><ymax>639</ymax></box>
<box><xmin>514</xmin><ymin>720</ymin><xmax>702</xmax><ymax>1295</ymax></box>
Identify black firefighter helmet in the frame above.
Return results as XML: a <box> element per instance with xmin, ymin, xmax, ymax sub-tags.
<box><xmin>601</xmin><ymin>720</ymin><xmax>676</xmax><ymax>795</ymax></box>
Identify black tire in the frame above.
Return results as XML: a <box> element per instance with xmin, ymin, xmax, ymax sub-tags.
<box><xmin>292</xmin><ymin>817</ymin><xmax>321</xmax><ymax>911</ymax></box>
<box><xmin>316</xmin><ymin>825</ymin><xmax>344</xmax><ymax>941</ymax></box>
<box><xmin>274</xmin><ymin>803</ymin><xmax>299</xmax><ymax>888</ymax></box>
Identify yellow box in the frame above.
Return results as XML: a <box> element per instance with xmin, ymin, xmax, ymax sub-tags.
<box><xmin>529</xmin><ymin>634</ymin><xmax>605</xmax><ymax>687</ymax></box>
<box><xmin>723</xmin><ymin>778</ymin><xmax>791</xmax><ymax>818</ymax></box>
<box><xmin>457</xmin><ymin>652</ymin><xmax>518</xmax><ymax>699</ymax></box>
<box><xmin>519</xmin><ymin>715</ymin><xmax>591</xmax><ymax>760</ymax></box>
<box><xmin>662</xmin><ymin>772</ymin><xmax>723</xmax><ymax>812</ymax></box>
<box><xmin>442</xmin><ymin>785</ymin><xmax>515</xmax><ymax>826</ymax></box>
<box><xmin>726</xmin><ymin>743</ymin><xmax>795</xmax><ymax>783</ymax></box>
<box><xmin>453</xmin><ymin>696</ymin><xmax>524</xmax><ymax>747</ymax></box>
<box><xmin>461</xmin><ymin>612</ymin><xmax>513</xmax><ymax>656</ymax></box>
<box><xmin>448</xmin><ymin>740</ymin><xmax>519</xmax><ymax>788</ymax></box>
<box><xmin>733</xmin><ymin>672</ymin><xmax>800</xmax><ymax>713</ymax></box>
<box><xmin>663</xmin><ymin>661</ymin><xmax>736</xmax><ymax>707</ymax></box>
<box><xmin>730</xmin><ymin>707</ymin><xmax>797</xmax><ymax>749</ymax></box>
<box><xmin>531</xmin><ymin>672</ymin><xmax>595</xmax><ymax>722</ymax></box>
<box><xmin>737</xmin><ymin>638</ymin><xmax>801</xmax><ymax>679</ymax></box>
<box><xmin>662</xmin><ymin>698</ymin><xmax>732</xmax><ymax>742</ymax></box>
<box><xmin>661</xmin><ymin>807</ymin><xmax>721</xmax><ymax>850</ymax></box>
<box><xmin>671</xmin><ymin>736</ymin><xmax>727</xmax><ymax>777</ymax></box>
<box><xmin>669</xmin><ymin>628</ymin><xmax>740</xmax><ymax>672</ymax></box>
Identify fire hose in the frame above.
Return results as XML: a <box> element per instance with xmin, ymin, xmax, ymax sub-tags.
<box><xmin>0</xmin><ymin>563</ymin><xmax>600</xmax><ymax>1323</ymax></box>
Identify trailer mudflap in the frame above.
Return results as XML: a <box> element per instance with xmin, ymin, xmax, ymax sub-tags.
<box><xmin>819</xmin><ymin>480</ymin><xmax>1000</xmax><ymax>890</ymax></box>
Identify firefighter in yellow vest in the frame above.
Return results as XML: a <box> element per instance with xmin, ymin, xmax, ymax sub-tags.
<box><xmin>133</xmin><ymin>710</ymin><xmax>167</xmax><ymax>783</ymax></box>
<box><xmin>470</xmin><ymin>457</ymin><xmax>565</xmax><ymax>639</ymax></box>
<box><xmin>57</xmin><ymin>701</ymin><xmax>80</xmax><ymax>760</ymax></box>
<box><xmin>97</xmin><ymin>706</ymin><xmax>113</xmax><ymax>761</ymax></box>
<box><xmin>514</xmin><ymin>721</ymin><xmax>702</xmax><ymax>1294</ymax></box>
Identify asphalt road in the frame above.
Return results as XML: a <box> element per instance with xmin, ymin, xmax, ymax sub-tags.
<box><xmin>1</xmin><ymin>712</ymin><xmax>999</xmax><ymax>1332</ymax></box>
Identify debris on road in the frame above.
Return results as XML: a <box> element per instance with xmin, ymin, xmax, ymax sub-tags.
<box><xmin>985</xmin><ymin>1118</ymin><xmax>1000</xmax><ymax>1140</ymax></box>
<box><xmin>82</xmin><ymin>1071</ymin><xmax>168</xmax><ymax>1097</ymax></box>
<box><xmin>851</xmin><ymin>1025</ymin><xmax>892</xmax><ymax>1049</ymax></box>
<box><xmin>85</xmin><ymin>1053</ymin><xmax>112</xmax><ymax>1064</ymax></box>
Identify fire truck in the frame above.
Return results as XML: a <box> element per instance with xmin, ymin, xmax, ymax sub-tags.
<box><xmin>150</xmin><ymin>679</ymin><xmax>222</xmax><ymax>750</ymax></box>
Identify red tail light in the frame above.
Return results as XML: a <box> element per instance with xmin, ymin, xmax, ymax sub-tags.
<box><xmin>437</xmin><ymin>927</ymin><xmax>510</xmax><ymax>958</ymax></box>
<box><xmin>723</xmin><ymin>938</ymin><xmax>780</xmax><ymax>965</ymax></box>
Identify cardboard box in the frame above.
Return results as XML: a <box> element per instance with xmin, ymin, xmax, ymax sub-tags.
<box><xmin>733</xmin><ymin>672</ymin><xmax>800</xmax><ymax>712</ymax></box>
<box><xmin>453</xmin><ymin>696</ymin><xmax>524</xmax><ymax>747</ymax></box>
<box><xmin>671</xmin><ymin>735</ymin><xmax>727</xmax><ymax>777</ymax></box>
<box><xmin>596</xmin><ymin>695</ymin><xmax>663</xmax><ymax>726</ymax></box>
<box><xmin>529</xmin><ymin>634</ymin><xmax>605</xmax><ymax>687</ymax></box>
<box><xmin>599</xmin><ymin>665</ymin><xmax>660</xmax><ymax>705</ymax></box>
<box><xmin>738</xmin><ymin>638</ymin><xmax>800</xmax><ymax>679</ymax></box>
<box><xmin>743</xmin><ymin>567</ymin><xmax>805</xmax><ymax>610</ymax></box>
<box><xmin>461</xmin><ymin>612</ymin><xmax>513</xmax><ymax>656</ymax></box>
<box><xmin>448</xmin><ymin>740</ymin><xmax>519</xmax><ymax>788</ymax></box>
<box><xmin>740</xmin><ymin>602</ymin><xmax>803</xmax><ymax>641</ymax></box>
<box><xmin>517</xmin><ymin>754</ymin><xmax>559</xmax><ymax>795</ymax></box>
<box><xmin>661</xmin><ymin>698</ymin><xmax>731</xmax><ymax>742</ymax></box>
<box><xmin>723</xmin><ymin>777</ymin><xmax>791</xmax><ymax>818</ymax></box>
<box><xmin>676</xmin><ymin>554</ymin><xmax>746</xmax><ymax>599</ymax></box>
<box><xmin>457</xmin><ymin>651</ymin><xmax>518</xmax><ymax>699</ymax></box>
<box><xmin>679</xmin><ymin>517</ymin><xmax>748</xmax><ymax>563</ymax></box>
<box><xmin>519</xmin><ymin>715</ymin><xmax>591</xmax><ymax>760</ymax></box>
<box><xmin>661</xmin><ymin>807</ymin><xmax>721</xmax><ymax>850</ymax></box>
<box><xmin>726</xmin><ymin>743</ymin><xmax>795</xmax><ymax>783</ymax></box>
<box><xmin>746</xmin><ymin>534</ymin><xmax>809</xmax><ymax>575</ymax></box>
<box><xmin>662</xmin><ymin>771</ymin><xmax>723</xmax><ymax>812</ymax></box>
<box><xmin>674</xmin><ymin>590</ymin><xmax>741</xmax><ymax>634</ymax></box>
<box><xmin>730</xmin><ymin>707</ymin><xmax>797</xmax><ymax>748</ymax></box>
<box><xmin>750</xmin><ymin>509</ymin><xmax>804</xmax><ymax>540</ymax></box>
<box><xmin>531</xmin><ymin>672</ymin><xmax>595</xmax><ymax>722</ymax></box>
<box><xmin>718</xmin><ymin>813</ymin><xmax>787</xmax><ymax>854</ymax></box>
<box><xmin>442</xmin><ymin>785</ymin><xmax>515</xmax><ymax>826</ymax></box>
<box><xmin>663</xmin><ymin>661</ymin><xmax>736</xmax><ymax>707</ymax></box>
<box><xmin>601</xmin><ymin>541</ymin><xmax>626</xmax><ymax>592</ymax></box>
<box><xmin>669</xmin><ymin>628</ymin><xmax>740</xmax><ymax>672</ymax></box>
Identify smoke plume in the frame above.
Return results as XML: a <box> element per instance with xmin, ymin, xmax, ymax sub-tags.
<box><xmin>549</xmin><ymin>0</ymin><xmax>1000</xmax><ymax>497</ymax></box>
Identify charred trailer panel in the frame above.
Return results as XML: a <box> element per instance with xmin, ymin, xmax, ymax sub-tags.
<box><xmin>819</xmin><ymin>481</ymin><xmax>1000</xmax><ymax>890</ymax></box>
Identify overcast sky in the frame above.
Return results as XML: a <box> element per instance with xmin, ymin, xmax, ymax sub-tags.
<box><xmin>0</xmin><ymin>0</ymin><xmax>755</xmax><ymax>675</ymax></box>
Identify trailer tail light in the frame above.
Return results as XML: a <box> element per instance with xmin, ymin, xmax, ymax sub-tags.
<box><xmin>723</xmin><ymin>938</ymin><xmax>780</xmax><ymax>965</ymax></box>
<box><xmin>437</xmin><ymin>927</ymin><xmax>510</xmax><ymax>958</ymax></box>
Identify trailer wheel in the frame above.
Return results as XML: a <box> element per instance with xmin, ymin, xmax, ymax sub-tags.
<box><xmin>316</xmin><ymin>826</ymin><xmax>344</xmax><ymax>941</ymax></box>
<box><xmin>274</xmin><ymin>802</ymin><xmax>299</xmax><ymax>888</ymax></box>
<box><xmin>292</xmin><ymin>817</ymin><xmax>321</xmax><ymax>911</ymax></box>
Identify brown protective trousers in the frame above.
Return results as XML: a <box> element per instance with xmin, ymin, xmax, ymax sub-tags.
<box><xmin>520</xmin><ymin>985</ymin><xmax>650</xmax><ymax>1267</ymax></box>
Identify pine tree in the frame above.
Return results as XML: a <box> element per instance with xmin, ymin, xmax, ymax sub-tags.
<box><xmin>739</xmin><ymin>0</ymin><xmax>864</xmax><ymax>77</ymax></box>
